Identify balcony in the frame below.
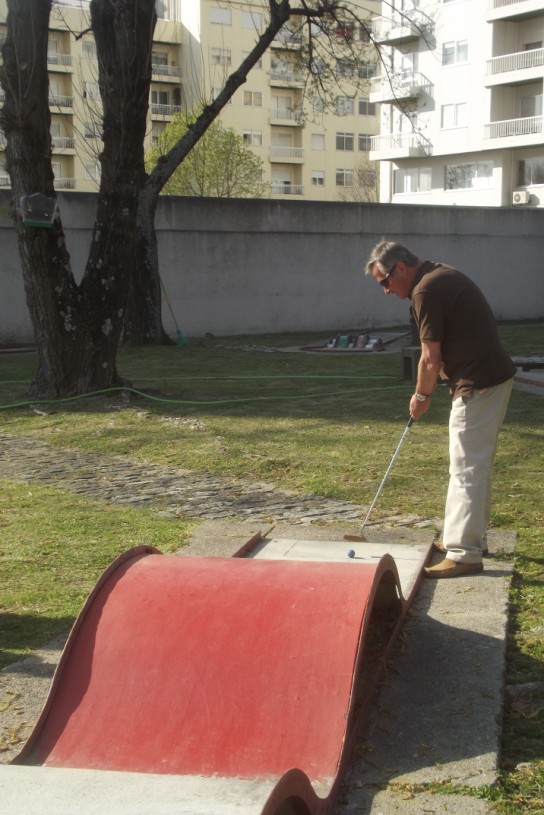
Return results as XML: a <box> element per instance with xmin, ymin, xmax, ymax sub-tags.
<box><xmin>270</xmin><ymin>146</ymin><xmax>304</xmax><ymax>162</ymax></box>
<box><xmin>485</xmin><ymin>47</ymin><xmax>544</xmax><ymax>85</ymax></box>
<box><xmin>269</xmin><ymin>108</ymin><xmax>304</xmax><ymax>126</ymax></box>
<box><xmin>47</xmin><ymin>52</ymin><xmax>73</xmax><ymax>72</ymax></box>
<box><xmin>271</xmin><ymin>30</ymin><xmax>302</xmax><ymax>49</ymax></box>
<box><xmin>52</xmin><ymin>136</ymin><xmax>76</xmax><ymax>151</ymax></box>
<box><xmin>269</xmin><ymin>69</ymin><xmax>305</xmax><ymax>87</ymax></box>
<box><xmin>48</xmin><ymin>94</ymin><xmax>74</xmax><ymax>111</ymax></box>
<box><xmin>369</xmin><ymin>132</ymin><xmax>432</xmax><ymax>161</ymax></box>
<box><xmin>151</xmin><ymin>63</ymin><xmax>182</xmax><ymax>81</ymax></box>
<box><xmin>369</xmin><ymin>71</ymin><xmax>429</xmax><ymax>104</ymax></box>
<box><xmin>270</xmin><ymin>183</ymin><xmax>304</xmax><ymax>195</ymax></box>
<box><xmin>151</xmin><ymin>103</ymin><xmax>182</xmax><ymax>118</ymax></box>
<box><xmin>371</xmin><ymin>10</ymin><xmax>432</xmax><ymax>45</ymax></box>
<box><xmin>486</xmin><ymin>0</ymin><xmax>544</xmax><ymax>22</ymax></box>
<box><xmin>484</xmin><ymin>115</ymin><xmax>543</xmax><ymax>145</ymax></box>
<box><xmin>53</xmin><ymin>178</ymin><xmax>76</xmax><ymax>190</ymax></box>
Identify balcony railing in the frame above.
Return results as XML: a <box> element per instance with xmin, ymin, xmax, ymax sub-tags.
<box><xmin>488</xmin><ymin>0</ymin><xmax>531</xmax><ymax>9</ymax></box>
<box><xmin>486</xmin><ymin>47</ymin><xmax>544</xmax><ymax>75</ymax></box>
<box><xmin>369</xmin><ymin>71</ymin><xmax>429</xmax><ymax>103</ymax></box>
<box><xmin>52</xmin><ymin>136</ymin><xmax>76</xmax><ymax>149</ymax></box>
<box><xmin>272</xmin><ymin>30</ymin><xmax>302</xmax><ymax>48</ymax></box>
<box><xmin>270</xmin><ymin>108</ymin><xmax>304</xmax><ymax>123</ymax></box>
<box><xmin>270</xmin><ymin>183</ymin><xmax>304</xmax><ymax>195</ymax></box>
<box><xmin>270</xmin><ymin>146</ymin><xmax>304</xmax><ymax>159</ymax></box>
<box><xmin>151</xmin><ymin>64</ymin><xmax>182</xmax><ymax>78</ymax></box>
<box><xmin>49</xmin><ymin>94</ymin><xmax>74</xmax><ymax>108</ymax></box>
<box><xmin>370</xmin><ymin>132</ymin><xmax>432</xmax><ymax>157</ymax></box>
<box><xmin>371</xmin><ymin>10</ymin><xmax>432</xmax><ymax>43</ymax></box>
<box><xmin>0</xmin><ymin>174</ymin><xmax>10</xmax><ymax>186</ymax></box>
<box><xmin>53</xmin><ymin>178</ymin><xmax>76</xmax><ymax>189</ymax></box>
<box><xmin>485</xmin><ymin>115</ymin><xmax>543</xmax><ymax>138</ymax></box>
<box><xmin>151</xmin><ymin>104</ymin><xmax>182</xmax><ymax>117</ymax></box>
<box><xmin>47</xmin><ymin>52</ymin><xmax>73</xmax><ymax>68</ymax></box>
<box><xmin>269</xmin><ymin>69</ymin><xmax>305</xmax><ymax>84</ymax></box>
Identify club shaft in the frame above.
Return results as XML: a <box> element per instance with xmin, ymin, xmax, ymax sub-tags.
<box><xmin>358</xmin><ymin>417</ymin><xmax>414</xmax><ymax>535</ymax></box>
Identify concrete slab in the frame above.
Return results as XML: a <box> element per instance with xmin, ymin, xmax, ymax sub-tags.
<box><xmin>0</xmin><ymin>765</ymin><xmax>281</xmax><ymax>815</ymax></box>
<box><xmin>335</xmin><ymin>532</ymin><xmax>517</xmax><ymax>815</ymax></box>
<box><xmin>249</xmin><ymin>538</ymin><xmax>431</xmax><ymax>603</ymax></box>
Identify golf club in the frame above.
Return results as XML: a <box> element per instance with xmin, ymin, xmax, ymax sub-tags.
<box><xmin>344</xmin><ymin>416</ymin><xmax>414</xmax><ymax>543</ymax></box>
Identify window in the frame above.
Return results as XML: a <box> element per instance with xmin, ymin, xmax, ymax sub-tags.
<box><xmin>84</xmin><ymin>122</ymin><xmax>101</xmax><ymax>139</ymax></box>
<box><xmin>336</xmin><ymin>132</ymin><xmax>354</xmax><ymax>151</ymax></box>
<box><xmin>83</xmin><ymin>81</ymin><xmax>100</xmax><ymax>100</ymax></box>
<box><xmin>312</xmin><ymin>96</ymin><xmax>325</xmax><ymax>113</ymax></box>
<box><xmin>518</xmin><ymin>157</ymin><xmax>544</xmax><ymax>185</ymax></box>
<box><xmin>243</xmin><ymin>91</ymin><xmax>262</xmax><ymax>107</ymax></box>
<box><xmin>152</xmin><ymin>89</ymin><xmax>169</xmax><ymax>106</ymax></box>
<box><xmin>310</xmin><ymin>59</ymin><xmax>327</xmax><ymax>77</ymax></box>
<box><xmin>520</xmin><ymin>94</ymin><xmax>543</xmax><ymax>118</ymax></box>
<box><xmin>445</xmin><ymin>161</ymin><xmax>494</xmax><ymax>190</ymax></box>
<box><xmin>210</xmin><ymin>6</ymin><xmax>231</xmax><ymax>25</ymax></box>
<box><xmin>359</xmin><ymin>97</ymin><xmax>376</xmax><ymax>116</ymax></box>
<box><xmin>394</xmin><ymin>167</ymin><xmax>432</xmax><ymax>194</ymax></box>
<box><xmin>81</xmin><ymin>40</ymin><xmax>97</xmax><ymax>59</ymax></box>
<box><xmin>152</xmin><ymin>51</ymin><xmax>168</xmax><ymax>67</ymax></box>
<box><xmin>336</xmin><ymin>169</ymin><xmax>353</xmax><ymax>186</ymax></box>
<box><xmin>336</xmin><ymin>23</ymin><xmax>354</xmax><ymax>42</ymax></box>
<box><xmin>211</xmin><ymin>48</ymin><xmax>231</xmax><ymax>67</ymax></box>
<box><xmin>156</xmin><ymin>0</ymin><xmax>173</xmax><ymax>20</ymax></box>
<box><xmin>312</xmin><ymin>171</ymin><xmax>325</xmax><ymax>186</ymax></box>
<box><xmin>524</xmin><ymin>41</ymin><xmax>543</xmax><ymax>51</ymax></box>
<box><xmin>358</xmin><ymin>62</ymin><xmax>376</xmax><ymax>79</ymax></box>
<box><xmin>311</xmin><ymin>134</ymin><xmax>325</xmax><ymax>150</ymax></box>
<box><xmin>243</xmin><ymin>130</ymin><xmax>262</xmax><ymax>146</ymax></box>
<box><xmin>358</xmin><ymin>133</ymin><xmax>372</xmax><ymax>151</ymax></box>
<box><xmin>441</xmin><ymin>102</ymin><xmax>467</xmax><ymax>128</ymax></box>
<box><xmin>442</xmin><ymin>40</ymin><xmax>468</xmax><ymax>66</ymax></box>
<box><xmin>336</xmin><ymin>59</ymin><xmax>355</xmax><ymax>78</ymax></box>
<box><xmin>356</xmin><ymin>168</ymin><xmax>377</xmax><ymax>189</ymax></box>
<box><xmin>336</xmin><ymin>97</ymin><xmax>354</xmax><ymax>115</ymax></box>
<box><xmin>242</xmin><ymin>11</ymin><xmax>262</xmax><ymax>30</ymax></box>
<box><xmin>85</xmin><ymin>163</ymin><xmax>101</xmax><ymax>180</ymax></box>
<box><xmin>359</xmin><ymin>25</ymin><xmax>371</xmax><ymax>43</ymax></box>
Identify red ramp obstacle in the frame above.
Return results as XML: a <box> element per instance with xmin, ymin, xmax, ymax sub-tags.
<box><xmin>13</xmin><ymin>546</ymin><xmax>410</xmax><ymax>814</ymax></box>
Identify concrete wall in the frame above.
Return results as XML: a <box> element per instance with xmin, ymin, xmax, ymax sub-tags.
<box><xmin>1</xmin><ymin>190</ymin><xmax>543</xmax><ymax>344</ymax></box>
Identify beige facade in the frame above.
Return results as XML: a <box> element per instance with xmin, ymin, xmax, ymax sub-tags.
<box><xmin>371</xmin><ymin>0</ymin><xmax>544</xmax><ymax>208</ymax></box>
<box><xmin>0</xmin><ymin>0</ymin><xmax>381</xmax><ymax>201</ymax></box>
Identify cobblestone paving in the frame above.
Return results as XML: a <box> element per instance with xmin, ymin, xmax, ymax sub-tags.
<box><xmin>1</xmin><ymin>433</ymin><xmax>433</xmax><ymax>528</ymax></box>
<box><xmin>0</xmin><ymin>433</ymin><xmax>369</xmax><ymax>524</ymax></box>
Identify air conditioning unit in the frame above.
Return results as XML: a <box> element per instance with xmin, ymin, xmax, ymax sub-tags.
<box><xmin>512</xmin><ymin>190</ymin><xmax>530</xmax><ymax>205</ymax></box>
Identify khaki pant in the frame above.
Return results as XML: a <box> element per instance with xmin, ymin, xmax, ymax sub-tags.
<box><xmin>442</xmin><ymin>378</ymin><xmax>513</xmax><ymax>563</ymax></box>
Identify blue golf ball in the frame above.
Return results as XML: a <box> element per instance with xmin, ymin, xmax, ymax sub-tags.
<box><xmin>347</xmin><ymin>549</ymin><xmax>356</xmax><ymax>559</ymax></box>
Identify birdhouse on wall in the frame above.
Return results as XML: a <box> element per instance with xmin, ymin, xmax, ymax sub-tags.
<box><xmin>20</xmin><ymin>193</ymin><xmax>59</xmax><ymax>228</ymax></box>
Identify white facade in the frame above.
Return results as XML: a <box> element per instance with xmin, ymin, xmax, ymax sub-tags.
<box><xmin>370</xmin><ymin>0</ymin><xmax>544</xmax><ymax>207</ymax></box>
<box><xmin>0</xmin><ymin>0</ymin><xmax>382</xmax><ymax>202</ymax></box>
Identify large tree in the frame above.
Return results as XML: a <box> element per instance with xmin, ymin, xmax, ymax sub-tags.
<box><xmin>0</xmin><ymin>0</ymin><xmax>379</xmax><ymax>395</ymax></box>
<box><xmin>146</xmin><ymin>110</ymin><xmax>266</xmax><ymax>198</ymax></box>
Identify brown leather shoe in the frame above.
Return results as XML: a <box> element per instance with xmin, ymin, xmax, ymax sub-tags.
<box><xmin>424</xmin><ymin>558</ymin><xmax>484</xmax><ymax>579</ymax></box>
<box><xmin>433</xmin><ymin>540</ymin><xmax>489</xmax><ymax>557</ymax></box>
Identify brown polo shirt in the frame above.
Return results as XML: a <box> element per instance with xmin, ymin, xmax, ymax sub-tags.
<box><xmin>410</xmin><ymin>261</ymin><xmax>516</xmax><ymax>399</ymax></box>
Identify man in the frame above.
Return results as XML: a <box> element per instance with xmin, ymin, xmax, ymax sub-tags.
<box><xmin>365</xmin><ymin>241</ymin><xmax>516</xmax><ymax>579</ymax></box>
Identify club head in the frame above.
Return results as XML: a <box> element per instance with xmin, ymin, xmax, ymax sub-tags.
<box><xmin>343</xmin><ymin>534</ymin><xmax>367</xmax><ymax>543</ymax></box>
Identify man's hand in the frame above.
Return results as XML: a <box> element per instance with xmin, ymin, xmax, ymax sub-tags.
<box><xmin>410</xmin><ymin>393</ymin><xmax>432</xmax><ymax>420</ymax></box>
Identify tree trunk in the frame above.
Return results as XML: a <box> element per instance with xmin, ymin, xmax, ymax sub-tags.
<box><xmin>0</xmin><ymin>0</ymin><xmax>98</xmax><ymax>397</ymax></box>
<box><xmin>126</xmin><ymin>0</ymin><xmax>292</xmax><ymax>344</ymax></box>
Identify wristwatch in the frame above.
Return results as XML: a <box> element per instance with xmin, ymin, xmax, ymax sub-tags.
<box><xmin>414</xmin><ymin>392</ymin><xmax>430</xmax><ymax>402</ymax></box>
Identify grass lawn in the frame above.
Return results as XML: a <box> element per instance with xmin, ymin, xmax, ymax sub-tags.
<box><xmin>0</xmin><ymin>322</ymin><xmax>543</xmax><ymax>810</ymax></box>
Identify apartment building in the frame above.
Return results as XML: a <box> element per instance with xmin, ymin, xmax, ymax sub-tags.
<box><xmin>0</xmin><ymin>0</ymin><xmax>381</xmax><ymax>201</ymax></box>
<box><xmin>370</xmin><ymin>0</ymin><xmax>544</xmax><ymax>207</ymax></box>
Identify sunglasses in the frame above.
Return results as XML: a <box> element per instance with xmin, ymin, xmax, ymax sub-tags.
<box><xmin>379</xmin><ymin>264</ymin><xmax>396</xmax><ymax>288</ymax></box>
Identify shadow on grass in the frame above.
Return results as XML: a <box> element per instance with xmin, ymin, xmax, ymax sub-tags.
<box><xmin>0</xmin><ymin>613</ymin><xmax>73</xmax><ymax>673</ymax></box>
